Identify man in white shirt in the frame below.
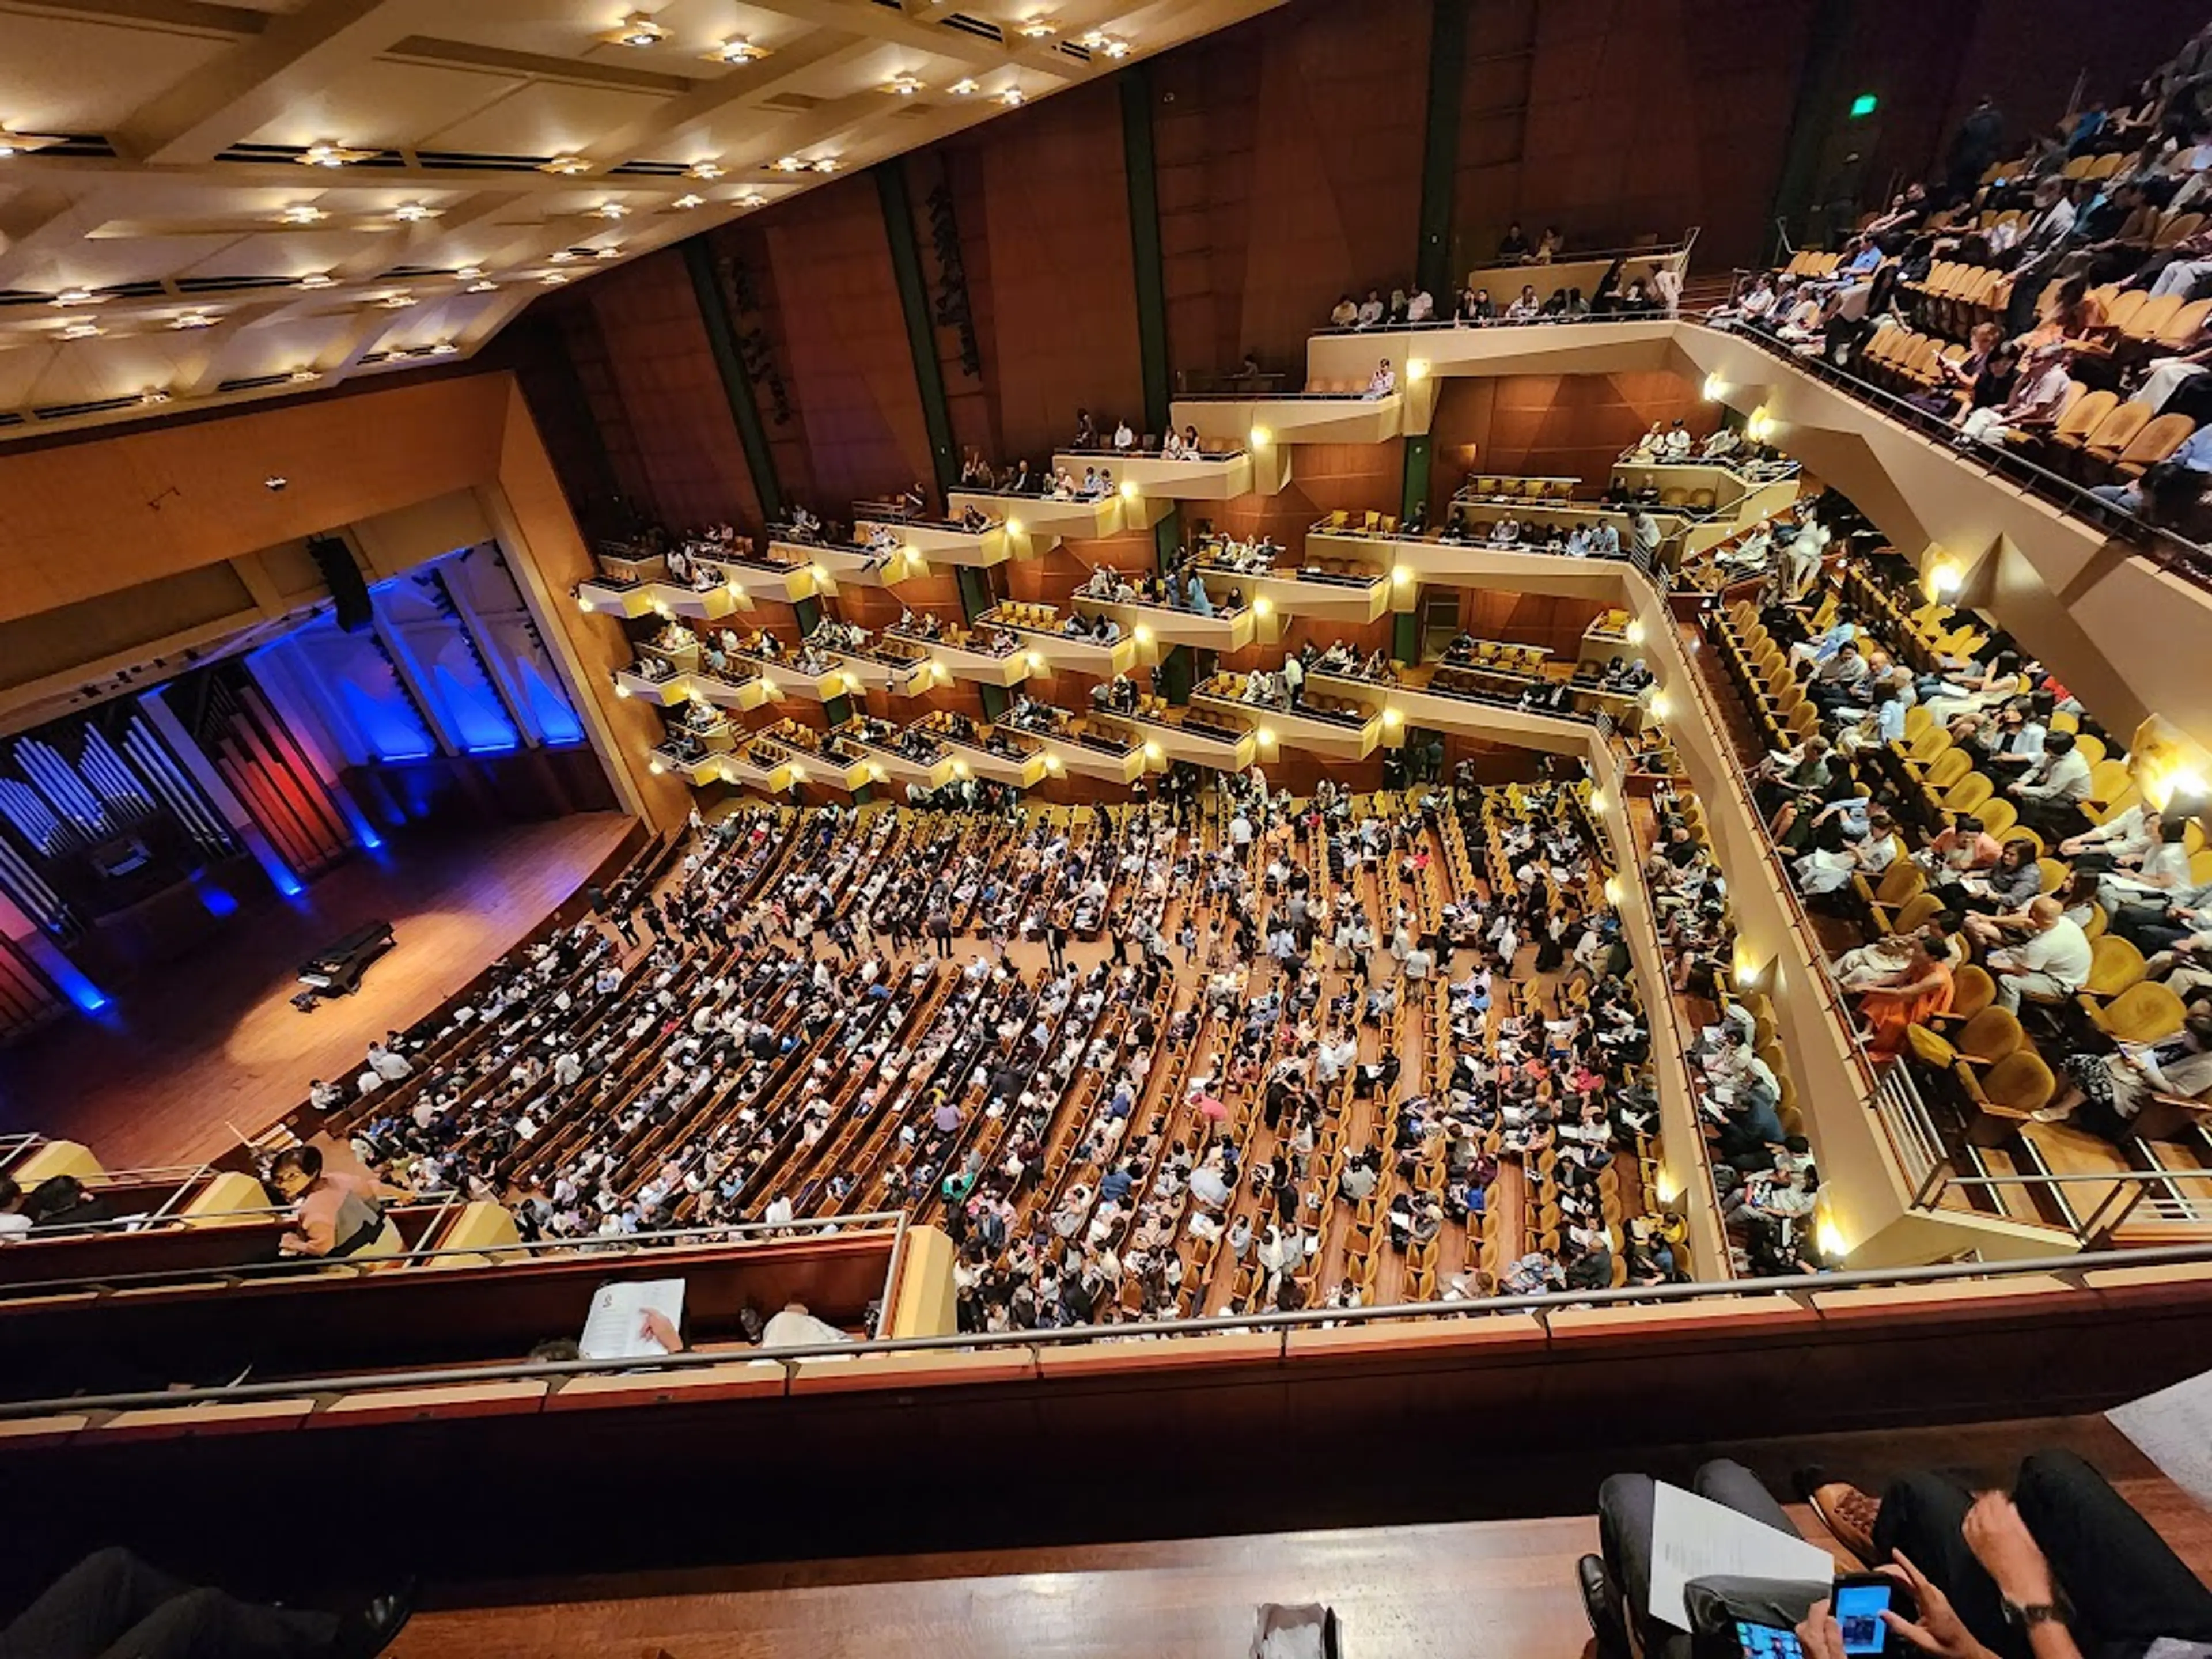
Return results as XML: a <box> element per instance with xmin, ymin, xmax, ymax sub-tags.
<box><xmin>1990</xmin><ymin>897</ymin><xmax>2094</xmax><ymax>1012</ymax></box>
<box><xmin>1364</xmin><ymin>359</ymin><xmax>1397</xmax><ymax>399</ymax></box>
<box><xmin>2008</xmin><ymin>729</ymin><xmax>2092</xmax><ymax>836</ymax></box>
<box><xmin>1112</xmin><ymin>420</ymin><xmax>1134</xmax><ymax>450</ymax></box>
<box><xmin>0</xmin><ymin>1175</ymin><xmax>28</xmax><ymax>1240</ymax></box>
<box><xmin>1406</xmin><ymin>288</ymin><xmax>1434</xmax><ymax>323</ymax></box>
<box><xmin>365</xmin><ymin>1041</ymin><xmax>412</xmax><ymax>1084</ymax></box>
<box><xmin>1355</xmin><ymin>290</ymin><xmax>1384</xmax><ymax>328</ymax></box>
<box><xmin>760</xmin><ymin>1298</ymin><xmax>850</xmax><ymax>1350</ymax></box>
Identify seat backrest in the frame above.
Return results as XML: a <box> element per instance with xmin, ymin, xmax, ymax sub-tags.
<box><xmin>2104</xmin><ymin>290</ymin><xmax>2148</xmax><ymax>334</ymax></box>
<box><xmin>2126</xmin><ymin>293</ymin><xmax>2184</xmax><ymax>341</ymax></box>
<box><xmin>1959</xmin><ymin>1005</ymin><xmax>2024</xmax><ymax>1060</ymax></box>
<box><xmin>2160</xmin><ymin>296</ymin><xmax>2212</xmax><ymax>349</ymax></box>
<box><xmin>2117</xmin><ymin>413</ymin><xmax>2198</xmax><ymax>469</ymax></box>
<box><xmin>2085</xmin><ymin>401</ymin><xmax>2152</xmax><ymax>460</ymax></box>
<box><xmin>1877</xmin><ymin>861</ymin><xmax>1925</xmax><ymax>906</ymax></box>
<box><xmin>1950</xmin><ymin>964</ymin><xmax>1995</xmax><ymax>1021</ymax></box>
<box><xmin>2085</xmin><ymin>934</ymin><xmax>2146</xmax><ymax>996</ymax></box>
<box><xmin>1891</xmin><ymin>892</ymin><xmax>1944</xmax><ymax>935</ymax></box>
<box><xmin>1984</xmin><ymin>1050</ymin><xmax>2056</xmax><ymax>1113</ymax></box>
<box><xmin>1944</xmin><ymin>771</ymin><xmax>1994</xmax><ymax>814</ymax></box>
<box><xmin>2103</xmin><ymin>982</ymin><xmax>2187</xmax><ymax>1044</ymax></box>
<box><xmin>2071</xmin><ymin>733</ymin><xmax>2107</xmax><ymax>767</ymax></box>
<box><xmin>2086</xmin><ymin>758</ymin><xmax>2134</xmax><ymax>805</ymax></box>
<box><xmin>2054</xmin><ymin>389</ymin><xmax>2117</xmax><ymax>443</ymax></box>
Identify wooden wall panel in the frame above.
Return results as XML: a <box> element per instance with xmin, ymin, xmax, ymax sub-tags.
<box><xmin>952</xmin><ymin>82</ymin><xmax>1146</xmax><ymax>466</ymax></box>
<box><xmin>1426</xmin><ymin>372</ymin><xmax>1710</xmax><ymax>516</ymax></box>
<box><xmin>906</xmin><ymin>150</ymin><xmax>1002</xmax><ymax>473</ymax></box>
<box><xmin>1452</xmin><ymin>0</ymin><xmax>1814</xmax><ymax>276</ymax></box>
<box><xmin>584</xmin><ymin>248</ymin><xmax>763</xmax><ymax>532</ymax></box>
<box><xmin>759</xmin><ymin>179</ymin><xmax>937</xmax><ymax>513</ymax></box>
<box><xmin>1156</xmin><ymin>1</ymin><xmax>1430</xmax><ymax>380</ymax></box>
<box><xmin>1206</xmin><ymin>440</ymin><xmax>1406</xmax><ymax>547</ymax></box>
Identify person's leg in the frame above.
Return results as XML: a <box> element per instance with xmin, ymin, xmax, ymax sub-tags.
<box><xmin>96</xmin><ymin>1588</ymin><xmax>337</xmax><ymax>1659</ymax></box>
<box><xmin>1694</xmin><ymin>1459</ymin><xmax>1801</xmax><ymax>1536</ymax></box>
<box><xmin>1597</xmin><ymin>1474</ymin><xmax>1687</xmax><ymax>1659</ymax></box>
<box><xmin>0</xmin><ymin>1547</ymin><xmax>193</xmax><ymax>1659</ymax></box>
<box><xmin>2014</xmin><ymin>1448</ymin><xmax>2212</xmax><ymax>1647</ymax></box>
<box><xmin>1870</xmin><ymin>1473</ymin><xmax>2023</xmax><ymax>1659</ymax></box>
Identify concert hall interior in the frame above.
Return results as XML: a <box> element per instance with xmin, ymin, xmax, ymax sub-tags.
<box><xmin>5</xmin><ymin>2</ymin><xmax>2212</xmax><ymax>1656</ymax></box>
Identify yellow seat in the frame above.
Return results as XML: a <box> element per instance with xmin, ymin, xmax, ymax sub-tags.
<box><xmin>2089</xmin><ymin>981</ymin><xmax>2187</xmax><ymax>1044</ymax></box>
<box><xmin>1906</xmin><ymin>1004</ymin><xmax>2022</xmax><ymax>1070</ymax></box>
<box><xmin>1960</xmin><ymin>1049</ymin><xmax>2059</xmax><ymax>1135</ymax></box>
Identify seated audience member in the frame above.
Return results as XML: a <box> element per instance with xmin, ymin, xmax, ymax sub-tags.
<box><xmin>1355</xmin><ymin>289</ymin><xmax>1385</xmax><ymax>328</ymax></box>
<box><xmin>1986</xmin><ymin>896</ymin><xmax>2094</xmax><ymax>1013</ymax></box>
<box><xmin>1365</xmin><ymin>358</ymin><xmax>1397</xmax><ymax>399</ymax></box>
<box><xmin>1955</xmin><ymin>340</ymin><xmax>2072</xmax><ymax>445</ymax></box>
<box><xmin>1505</xmin><ymin>283</ymin><xmax>1543</xmax><ymax>322</ymax></box>
<box><xmin>1497</xmin><ymin>221</ymin><xmax>1532</xmax><ymax>260</ymax></box>
<box><xmin>1329</xmin><ymin>293</ymin><xmax>1358</xmax><ymax>328</ymax></box>
<box><xmin>0</xmin><ymin>1547</ymin><xmax>414</xmax><ymax>1659</ymax></box>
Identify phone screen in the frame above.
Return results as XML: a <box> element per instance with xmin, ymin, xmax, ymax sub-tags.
<box><xmin>1736</xmin><ymin>1621</ymin><xmax>1806</xmax><ymax>1659</ymax></box>
<box><xmin>1834</xmin><ymin>1582</ymin><xmax>1893</xmax><ymax>1655</ymax></box>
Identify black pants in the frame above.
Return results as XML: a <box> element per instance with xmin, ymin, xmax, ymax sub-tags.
<box><xmin>0</xmin><ymin>1548</ymin><xmax>338</xmax><ymax>1659</ymax></box>
<box><xmin>1873</xmin><ymin>1450</ymin><xmax>2212</xmax><ymax>1659</ymax></box>
<box><xmin>1599</xmin><ymin>1459</ymin><xmax>1801</xmax><ymax>1659</ymax></box>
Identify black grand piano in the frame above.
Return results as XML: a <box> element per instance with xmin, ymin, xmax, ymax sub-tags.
<box><xmin>293</xmin><ymin>919</ymin><xmax>396</xmax><ymax>1009</ymax></box>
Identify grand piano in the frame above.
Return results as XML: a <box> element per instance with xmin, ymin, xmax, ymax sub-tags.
<box><xmin>295</xmin><ymin>919</ymin><xmax>396</xmax><ymax>1003</ymax></box>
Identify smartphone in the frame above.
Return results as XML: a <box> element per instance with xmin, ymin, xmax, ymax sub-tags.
<box><xmin>1735</xmin><ymin>1621</ymin><xmax>1805</xmax><ymax>1659</ymax></box>
<box><xmin>1833</xmin><ymin>1573</ymin><xmax>1914</xmax><ymax>1656</ymax></box>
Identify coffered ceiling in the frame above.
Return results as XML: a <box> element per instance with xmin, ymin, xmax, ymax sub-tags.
<box><xmin>0</xmin><ymin>0</ymin><xmax>1280</xmax><ymax>442</ymax></box>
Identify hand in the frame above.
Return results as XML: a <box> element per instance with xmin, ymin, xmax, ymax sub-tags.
<box><xmin>1881</xmin><ymin>1551</ymin><xmax>2003</xmax><ymax>1659</ymax></box>
<box><xmin>1797</xmin><ymin>1599</ymin><xmax>1847</xmax><ymax>1659</ymax></box>
<box><xmin>1963</xmin><ymin>1491</ymin><xmax>2056</xmax><ymax>1606</ymax></box>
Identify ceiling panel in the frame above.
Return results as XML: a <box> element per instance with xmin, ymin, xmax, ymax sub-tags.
<box><xmin>242</xmin><ymin>60</ymin><xmax>527</xmax><ymax>150</ymax></box>
<box><xmin>420</xmin><ymin>80</ymin><xmax>672</xmax><ymax>157</ymax></box>
<box><xmin>0</xmin><ymin>15</ymin><xmax>232</xmax><ymax>134</ymax></box>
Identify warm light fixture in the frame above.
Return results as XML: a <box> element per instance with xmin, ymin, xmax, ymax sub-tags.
<box><xmin>1102</xmin><ymin>38</ymin><xmax>1131</xmax><ymax>58</ymax></box>
<box><xmin>594</xmin><ymin>244</ymin><xmax>623</xmax><ymax>260</ymax></box>
<box><xmin>600</xmin><ymin>11</ymin><xmax>668</xmax><ymax>47</ymax></box>
<box><xmin>673</xmin><ymin>193</ymin><xmax>706</xmax><ymax>210</ymax></box>
<box><xmin>465</xmin><ymin>279</ymin><xmax>499</xmax><ymax>293</ymax></box>
<box><xmin>1044</xmin><ymin>755</ymin><xmax>1062</xmax><ymax>773</ymax></box>
<box><xmin>1406</xmin><ymin>357</ymin><xmax>1430</xmax><ymax>382</ymax></box>
<box><xmin>374</xmin><ymin>291</ymin><xmax>418</xmax><ymax>309</ymax></box>
<box><xmin>289</xmin><ymin>367</ymin><xmax>319</xmax><ymax>383</ymax></box>
<box><xmin>170</xmin><ymin>310</ymin><xmax>217</xmax><ymax>330</ymax></box>
<box><xmin>549</xmin><ymin>248</ymin><xmax>584</xmax><ymax>263</ymax></box>
<box><xmin>1132</xmin><ymin>625</ymin><xmax>1153</xmax><ymax>645</ymax></box>
<box><xmin>884</xmin><ymin>73</ymin><xmax>924</xmax><ymax>97</ymax></box>
<box><xmin>949</xmin><ymin>78</ymin><xmax>980</xmax><ymax>96</ymax></box>
<box><xmin>1604</xmin><ymin>876</ymin><xmax>1623</xmax><ymax>906</ymax></box>
<box><xmin>999</xmin><ymin>86</ymin><xmax>1027</xmax><ymax>107</ymax></box>
<box><xmin>685</xmin><ymin>160</ymin><xmax>725</xmax><ymax>181</ymax></box>
<box><xmin>768</xmin><ymin>156</ymin><xmax>808</xmax><ymax>172</ymax></box>
<box><xmin>455</xmin><ymin>265</ymin><xmax>486</xmax><ymax>281</ymax></box>
<box><xmin>1005</xmin><ymin>517</ymin><xmax>1023</xmax><ymax>536</ymax></box>
<box><xmin>1589</xmin><ymin>789</ymin><xmax>1608</xmax><ymax>814</ymax></box>
<box><xmin>703</xmin><ymin>37</ymin><xmax>770</xmax><ymax>64</ymax></box>
<box><xmin>1381</xmin><ymin>707</ymin><xmax>1403</xmax><ymax>727</ymax></box>
<box><xmin>1626</xmin><ymin>619</ymin><xmax>1645</xmax><ymax>645</ymax></box>
<box><xmin>298</xmin><ymin>141</ymin><xmax>372</xmax><ymax>168</ymax></box>
<box><xmin>391</xmin><ymin>200</ymin><xmax>437</xmax><ymax>223</ymax></box>
<box><xmin>139</xmin><ymin>387</ymin><xmax>172</xmax><ymax>405</ymax></box>
<box><xmin>593</xmin><ymin>200</ymin><xmax>629</xmax><ymax>219</ymax></box>
<box><xmin>1649</xmin><ymin>692</ymin><xmax>1670</xmax><ymax>720</ymax></box>
<box><xmin>1257</xmin><ymin>726</ymin><xmax>1278</xmax><ymax>746</ymax></box>
<box><xmin>1143</xmin><ymin>740</ymin><xmax>1162</xmax><ymax>760</ymax></box>
<box><xmin>297</xmin><ymin>272</ymin><xmax>337</xmax><ymax>289</ymax></box>
<box><xmin>0</xmin><ymin>127</ymin><xmax>60</xmax><ymax>157</ymax></box>
<box><xmin>430</xmin><ymin>340</ymin><xmax>457</xmax><ymax>355</ymax></box>
<box><xmin>540</xmin><ymin>155</ymin><xmax>592</xmax><ymax>176</ymax></box>
<box><xmin>279</xmin><ymin>204</ymin><xmax>327</xmax><ymax>225</ymax></box>
<box><xmin>540</xmin><ymin>271</ymin><xmax>570</xmax><ymax>286</ymax></box>
<box><xmin>1248</xmin><ymin>425</ymin><xmax>1271</xmax><ymax>449</ymax></box>
<box><xmin>56</xmin><ymin>320</ymin><xmax>102</xmax><ymax>340</ymax></box>
<box><xmin>1702</xmin><ymin>371</ymin><xmax>1728</xmax><ymax>402</ymax></box>
<box><xmin>733</xmin><ymin>190</ymin><xmax>767</xmax><ymax>210</ymax></box>
<box><xmin>1927</xmin><ymin>560</ymin><xmax>1964</xmax><ymax>596</ymax></box>
<box><xmin>1117</xmin><ymin>478</ymin><xmax>1138</xmax><ymax>500</ymax></box>
<box><xmin>1016</xmin><ymin>16</ymin><xmax>1057</xmax><ymax>36</ymax></box>
<box><xmin>1253</xmin><ymin>597</ymin><xmax>1273</xmax><ymax>618</ymax></box>
<box><xmin>49</xmin><ymin>287</ymin><xmax>99</xmax><ymax>307</ymax></box>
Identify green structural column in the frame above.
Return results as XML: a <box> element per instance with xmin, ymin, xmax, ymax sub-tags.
<box><xmin>1157</xmin><ymin>644</ymin><xmax>1195</xmax><ymax>705</ymax></box>
<box><xmin>1769</xmin><ymin>0</ymin><xmax>1858</xmax><ymax>253</ymax></box>
<box><xmin>1393</xmin><ymin>610</ymin><xmax>1421</xmax><ymax>666</ymax></box>
<box><xmin>877</xmin><ymin>159</ymin><xmax>960</xmax><ymax>502</ymax></box>
<box><xmin>953</xmin><ymin>566</ymin><xmax>994</xmax><ymax>624</ymax></box>
<box><xmin>1414</xmin><ymin>0</ymin><xmax>1471</xmax><ymax>302</ymax></box>
<box><xmin>682</xmin><ymin>238</ymin><xmax>785</xmax><ymax>523</ymax></box>
<box><xmin>1120</xmin><ymin>66</ymin><xmax>1183</xmax><ymax>573</ymax></box>
<box><xmin>979</xmin><ymin>683</ymin><xmax>1010</xmax><ymax>721</ymax></box>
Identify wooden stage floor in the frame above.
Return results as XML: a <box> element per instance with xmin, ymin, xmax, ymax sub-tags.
<box><xmin>0</xmin><ymin>813</ymin><xmax>633</xmax><ymax>1171</ymax></box>
<box><xmin>389</xmin><ymin>1418</ymin><xmax>2212</xmax><ymax>1659</ymax></box>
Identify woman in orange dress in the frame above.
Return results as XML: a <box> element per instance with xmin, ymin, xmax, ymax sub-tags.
<box><xmin>1857</xmin><ymin>938</ymin><xmax>1956</xmax><ymax>1058</ymax></box>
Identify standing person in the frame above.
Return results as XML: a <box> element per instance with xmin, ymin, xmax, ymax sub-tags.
<box><xmin>270</xmin><ymin>1146</ymin><xmax>406</xmax><ymax>1259</ymax></box>
<box><xmin>927</xmin><ymin>904</ymin><xmax>955</xmax><ymax>960</ymax></box>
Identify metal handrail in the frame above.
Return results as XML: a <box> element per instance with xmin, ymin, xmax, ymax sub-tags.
<box><xmin>10</xmin><ymin>1236</ymin><xmax>2209</xmax><ymax>1424</ymax></box>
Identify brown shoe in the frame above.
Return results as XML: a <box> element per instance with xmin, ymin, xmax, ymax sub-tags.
<box><xmin>1798</xmin><ymin>1471</ymin><xmax>1882</xmax><ymax>1565</ymax></box>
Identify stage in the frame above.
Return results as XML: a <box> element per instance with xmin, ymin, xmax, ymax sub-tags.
<box><xmin>0</xmin><ymin>813</ymin><xmax>634</xmax><ymax>1171</ymax></box>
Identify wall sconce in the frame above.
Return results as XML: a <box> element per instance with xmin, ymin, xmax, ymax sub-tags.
<box><xmin>1702</xmin><ymin>372</ymin><xmax>1727</xmax><ymax>402</ymax></box>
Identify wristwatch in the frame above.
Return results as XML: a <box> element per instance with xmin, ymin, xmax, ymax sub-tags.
<box><xmin>2003</xmin><ymin>1598</ymin><xmax>2068</xmax><ymax>1630</ymax></box>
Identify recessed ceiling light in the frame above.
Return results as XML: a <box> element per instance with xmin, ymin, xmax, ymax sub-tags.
<box><xmin>1100</xmin><ymin>36</ymin><xmax>1132</xmax><ymax>58</ymax></box>
<box><xmin>733</xmin><ymin>190</ymin><xmax>766</xmax><ymax>209</ymax></box>
<box><xmin>540</xmin><ymin>156</ymin><xmax>591</xmax><ymax>176</ymax></box>
<box><xmin>548</xmin><ymin>248</ymin><xmax>583</xmax><ymax>263</ymax></box>
<box><xmin>297</xmin><ymin>272</ymin><xmax>336</xmax><ymax>289</ymax></box>
<box><xmin>768</xmin><ymin>156</ymin><xmax>808</xmax><ymax>173</ymax></box>
<box><xmin>949</xmin><ymin>78</ymin><xmax>979</xmax><ymax>95</ymax></box>
<box><xmin>593</xmin><ymin>201</ymin><xmax>629</xmax><ymax>219</ymax></box>
<box><xmin>391</xmin><ymin>201</ymin><xmax>438</xmax><ymax>222</ymax></box>
<box><xmin>50</xmin><ymin>287</ymin><xmax>100</xmax><ymax>308</ymax></box>
<box><xmin>810</xmin><ymin>157</ymin><xmax>839</xmax><ymax>174</ymax></box>
<box><xmin>430</xmin><ymin>340</ymin><xmax>457</xmax><ymax>355</ymax></box>
<box><xmin>465</xmin><ymin>279</ymin><xmax>499</xmax><ymax>293</ymax></box>
<box><xmin>884</xmin><ymin>74</ymin><xmax>924</xmax><ymax>97</ymax></box>
<box><xmin>685</xmin><ymin>160</ymin><xmax>725</xmax><ymax>181</ymax></box>
<box><xmin>279</xmin><ymin>204</ymin><xmax>328</xmax><ymax>225</ymax></box>
<box><xmin>703</xmin><ymin>37</ymin><xmax>768</xmax><ymax>63</ymax></box>
<box><xmin>456</xmin><ymin>265</ymin><xmax>485</xmax><ymax>281</ymax></box>
<box><xmin>999</xmin><ymin>86</ymin><xmax>1027</xmax><ymax>107</ymax></box>
<box><xmin>594</xmin><ymin>245</ymin><xmax>623</xmax><ymax>260</ymax></box>
<box><xmin>139</xmin><ymin>387</ymin><xmax>171</xmax><ymax>405</ymax></box>
<box><xmin>1017</xmin><ymin>17</ymin><xmax>1056</xmax><ymax>37</ymax></box>
<box><xmin>374</xmin><ymin>292</ymin><xmax>418</xmax><ymax>309</ymax></box>
<box><xmin>540</xmin><ymin>271</ymin><xmax>570</xmax><ymax>286</ymax></box>
<box><xmin>289</xmin><ymin>368</ymin><xmax>319</xmax><ymax>383</ymax></box>
<box><xmin>600</xmin><ymin>11</ymin><xmax>667</xmax><ymax>47</ymax></box>
<box><xmin>57</xmin><ymin>321</ymin><xmax>103</xmax><ymax>340</ymax></box>
<box><xmin>171</xmin><ymin>310</ymin><xmax>217</xmax><ymax>330</ymax></box>
<box><xmin>298</xmin><ymin>141</ymin><xmax>372</xmax><ymax>168</ymax></box>
<box><xmin>672</xmin><ymin>192</ymin><xmax>705</xmax><ymax>210</ymax></box>
<box><xmin>0</xmin><ymin>127</ymin><xmax>60</xmax><ymax>158</ymax></box>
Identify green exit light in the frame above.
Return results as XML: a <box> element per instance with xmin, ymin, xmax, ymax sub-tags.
<box><xmin>1849</xmin><ymin>93</ymin><xmax>1879</xmax><ymax>118</ymax></box>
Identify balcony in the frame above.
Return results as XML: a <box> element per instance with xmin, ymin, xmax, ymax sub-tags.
<box><xmin>1308</xmin><ymin>524</ymin><xmax>1630</xmax><ymax>603</ymax></box>
<box><xmin>1191</xmin><ymin>541</ymin><xmax>1396</xmax><ymax>626</ymax></box>
<box><xmin>946</xmin><ymin>488</ymin><xmax>1124</xmax><ymax>545</ymax></box>
<box><xmin>912</xmin><ymin>712</ymin><xmax>1050</xmax><ymax>789</ymax></box>
<box><xmin>647</xmin><ymin>743</ymin><xmax>726</xmax><ymax>787</ymax></box>
<box><xmin>982</xmin><ymin>604</ymin><xmax>1142</xmax><ymax>678</ymax></box>
<box><xmin>766</xmin><ymin>536</ymin><xmax>928</xmax><ymax>591</ymax></box>
<box><xmin>612</xmin><ymin>660</ymin><xmax>685</xmax><ymax>706</ymax></box>
<box><xmin>888</xmin><ymin>623</ymin><xmax>1032</xmax><ymax>689</ymax></box>
<box><xmin>839</xmin><ymin>719</ymin><xmax>957</xmax><ymax>791</ymax></box>
<box><xmin>1168</xmin><ymin>385</ymin><xmax>1438</xmax><ymax>448</ymax></box>
<box><xmin>854</xmin><ymin>506</ymin><xmax>1013</xmax><ymax>570</ymax></box>
<box><xmin>1306</xmin><ymin>316</ymin><xmax>1679</xmax><ymax>426</ymax></box>
<box><xmin>1050</xmin><ymin>445</ymin><xmax>1289</xmax><ymax>505</ymax></box>
<box><xmin>747</xmin><ymin>719</ymin><xmax>873</xmax><ymax>793</ymax></box>
<box><xmin>575</xmin><ymin>574</ymin><xmax>656</xmax><ymax>619</ymax></box>
<box><xmin>685</xmin><ymin>665</ymin><xmax>771</xmax><ymax>714</ymax></box>
<box><xmin>828</xmin><ymin>639</ymin><xmax>930</xmax><ymax>697</ymax></box>
<box><xmin>703</xmin><ymin>551</ymin><xmax>820</xmax><ymax>606</ymax></box>
<box><xmin>1090</xmin><ymin>699</ymin><xmax>1258</xmax><ymax>771</ymax></box>
<box><xmin>1192</xmin><ymin>673</ymin><xmax>1382</xmax><ymax>762</ymax></box>
<box><xmin>1305</xmin><ymin>667</ymin><xmax>1594</xmax><ymax>756</ymax></box>
<box><xmin>999</xmin><ymin>699</ymin><xmax>1150</xmax><ymax>784</ymax></box>
<box><xmin>1069</xmin><ymin>592</ymin><xmax>1266</xmax><ymax>654</ymax></box>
